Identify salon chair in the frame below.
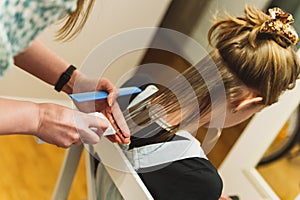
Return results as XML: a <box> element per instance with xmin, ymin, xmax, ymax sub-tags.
<box><xmin>52</xmin><ymin>74</ymin><xmax>222</xmax><ymax>200</ymax></box>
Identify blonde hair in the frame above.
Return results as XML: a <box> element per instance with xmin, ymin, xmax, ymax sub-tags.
<box><xmin>56</xmin><ymin>0</ymin><xmax>95</xmax><ymax>41</ymax></box>
<box><xmin>125</xmin><ymin>6</ymin><xmax>300</xmax><ymax>147</ymax></box>
<box><xmin>208</xmin><ymin>6</ymin><xmax>300</xmax><ymax>105</ymax></box>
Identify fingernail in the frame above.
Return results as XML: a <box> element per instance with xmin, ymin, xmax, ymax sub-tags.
<box><xmin>108</xmin><ymin>99</ymin><xmax>112</xmax><ymax>107</ymax></box>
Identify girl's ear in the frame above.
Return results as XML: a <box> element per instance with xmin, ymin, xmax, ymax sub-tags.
<box><xmin>234</xmin><ymin>96</ymin><xmax>263</xmax><ymax>112</ymax></box>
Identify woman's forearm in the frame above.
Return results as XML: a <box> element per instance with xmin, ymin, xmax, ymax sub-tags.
<box><xmin>0</xmin><ymin>98</ymin><xmax>39</xmax><ymax>135</ymax></box>
<box><xmin>13</xmin><ymin>39</ymin><xmax>79</xmax><ymax>94</ymax></box>
<box><xmin>12</xmin><ymin>39</ymin><xmax>130</xmax><ymax>144</ymax></box>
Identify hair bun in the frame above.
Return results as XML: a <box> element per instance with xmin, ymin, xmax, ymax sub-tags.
<box><xmin>259</xmin><ymin>7</ymin><xmax>299</xmax><ymax>46</ymax></box>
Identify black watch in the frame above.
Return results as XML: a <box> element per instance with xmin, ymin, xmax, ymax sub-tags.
<box><xmin>54</xmin><ymin>65</ymin><xmax>76</xmax><ymax>92</ymax></box>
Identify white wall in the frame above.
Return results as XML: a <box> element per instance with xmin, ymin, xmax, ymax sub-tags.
<box><xmin>190</xmin><ymin>0</ymin><xmax>272</xmax><ymax>49</ymax></box>
<box><xmin>0</xmin><ymin>0</ymin><xmax>171</xmax><ymax>100</ymax></box>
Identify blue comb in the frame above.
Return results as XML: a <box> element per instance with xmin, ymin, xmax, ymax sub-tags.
<box><xmin>69</xmin><ymin>86</ymin><xmax>142</xmax><ymax>102</ymax></box>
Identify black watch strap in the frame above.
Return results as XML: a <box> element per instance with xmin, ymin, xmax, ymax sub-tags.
<box><xmin>54</xmin><ymin>65</ymin><xmax>76</xmax><ymax>92</ymax></box>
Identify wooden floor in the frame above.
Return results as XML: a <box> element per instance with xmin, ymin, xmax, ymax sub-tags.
<box><xmin>0</xmin><ymin>135</ymin><xmax>87</xmax><ymax>200</ymax></box>
<box><xmin>257</xmin><ymin>144</ymin><xmax>300</xmax><ymax>200</ymax></box>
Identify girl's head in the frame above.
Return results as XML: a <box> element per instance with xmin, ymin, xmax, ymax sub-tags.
<box><xmin>209</xmin><ymin>6</ymin><xmax>300</xmax><ymax>107</ymax></box>
<box><xmin>204</xmin><ymin>5</ymin><xmax>300</xmax><ymax>127</ymax></box>
<box><xmin>128</xmin><ymin>6</ymin><xmax>300</xmax><ymax>133</ymax></box>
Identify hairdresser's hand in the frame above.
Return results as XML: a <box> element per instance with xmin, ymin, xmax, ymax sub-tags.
<box><xmin>36</xmin><ymin>103</ymin><xmax>109</xmax><ymax>148</ymax></box>
<box><xmin>70</xmin><ymin>73</ymin><xmax>130</xmax><ymax>144</ymax></box>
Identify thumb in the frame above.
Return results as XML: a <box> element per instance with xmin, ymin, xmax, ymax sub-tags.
<box><xmin>88</xmin><ymin>112</ymin><xmax>110</xmax><ymax>134</ymax></box>
<box><xmin>79</xmin><ymin>128</ymin><xmax>101</xmax><ymax>144</ymax></box>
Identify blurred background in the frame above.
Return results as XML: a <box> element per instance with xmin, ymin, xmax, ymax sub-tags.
<box><xmin>0</xmin><ymin>0</ymin><xmax>300</xmax><ymax>199</ymax></box>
